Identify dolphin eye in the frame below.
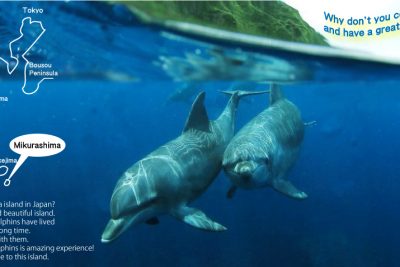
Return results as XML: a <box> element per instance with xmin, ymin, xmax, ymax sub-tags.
<box><xmin>264</xmin><ymin>158</ymin><xmax>269</xmax><ymax>165</ymax></box>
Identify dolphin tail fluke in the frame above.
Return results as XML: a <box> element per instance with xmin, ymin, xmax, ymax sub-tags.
<box><xmin>171</xmin><ymin>206</ymin><xmax>227</xmax><ymax>231</ymax></box>
<box><xmin>217</xmin><ymin>90</ymin><xmax>268</xmax><ymax>122</ymax></box>
<box><xmin>271</xmin><ymin>179</ymin><xmax>308</xmax><ymax>200</ymax></box>
<box><xmin>220</xmin><ymin>90</ymin><xmax>269</xmax><ymax>111</ymax></box>
<box><xmin>221</xmin><ymin>90</ymin><xmax>270</xmax><ymax>98</ymax></box>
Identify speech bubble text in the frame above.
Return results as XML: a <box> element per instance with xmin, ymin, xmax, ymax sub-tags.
<box><xmin>5</xmin><ymin>133</ymin><xmax>66</xmax><ymax>186</ymax></box>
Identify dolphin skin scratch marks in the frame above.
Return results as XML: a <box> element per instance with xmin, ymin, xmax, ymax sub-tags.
<box><xmin>102</xmin><ymin>90</ymin><xmax>268</xmax><ymax>243</ymax></box>
<box><xmin>223</xmin><ymin>84</ymin><xmax>308</xmax><ymax>200</ymax></box>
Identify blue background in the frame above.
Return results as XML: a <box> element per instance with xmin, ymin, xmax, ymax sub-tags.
<box><xmin>0</xmin><ymin>2</ymin><xmax>400</xmax><ymax>267</ymax></box>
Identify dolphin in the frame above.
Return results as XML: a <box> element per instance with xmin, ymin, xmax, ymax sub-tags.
<box><xmin>160</xmin><ymin>48</ymin><xmax>313</xmax><ymax>82</ymax></box>
<box><xmin>101</xmin><ymin>90</ymin><xmax>267</xmax><ymax>243</ymax></box>
<box><xmin>165</xmin><ymin>82</ymin><xmax>200</xmax><ymax>105</ymax></box>
<box><xmin>222</xmin><ymin>84</ymin><xmax>308</xmax><ymax>199</ymax></box>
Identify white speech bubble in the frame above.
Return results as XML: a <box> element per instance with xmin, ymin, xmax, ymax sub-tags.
<box><xmin>5</xmin><ymin>133</ymin><xmax>66</xmax><ymax>186</ymax></box>
<box><xmin>0</xmin><ymin>165</ymin><xmax>8</xmax><ymax>177</ymax></box>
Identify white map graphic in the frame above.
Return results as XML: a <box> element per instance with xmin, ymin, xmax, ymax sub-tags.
<box><xmin>0</xmin><ymin>17</ymin><xmax>54</xmax><ymax>95</ymax></box>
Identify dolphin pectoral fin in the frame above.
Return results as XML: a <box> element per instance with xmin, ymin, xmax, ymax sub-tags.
<box><xmin>171</xmin><ymin>206</ymin><xmax>227</xmax><ymax>231</ymax></box>
<box><xmin>272</xmin><ymin>179</ymin><xmax>308</xmax><ymax>200</ymax></box>
<box><xmin>145</xmin><ymin>217</ymin><xmax>160</xmax><ymax>225</ymax></box>
<box><xmin>226</xmin><ymin>185</ymin><xmax>237</xmax><ymax>199</ymax></box>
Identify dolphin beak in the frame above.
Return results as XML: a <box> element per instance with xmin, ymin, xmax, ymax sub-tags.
<box><xmin>101</xmin><ymin>216</ymin><xmax>133</xmax><ymax>243</ymax></box>
<box><xmin>101</xmin><ymin>219</ymin><xmax>124</xmax><ymax>243</ymax></box>
<box><xmin>234</xmin><ymin>161</ymin><xmax>256</xmax><ymax>178</ymax></box>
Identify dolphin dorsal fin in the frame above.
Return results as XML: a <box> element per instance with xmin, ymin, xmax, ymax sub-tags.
<box><xmin>270</xmin><ymin>84</ymin><xmax>284</xmax><ymax>105</ymax></box>
<box><xmin>183</xmin><ymin>91</ymin><xmax>210</xmax><ymax>132</ymax></box>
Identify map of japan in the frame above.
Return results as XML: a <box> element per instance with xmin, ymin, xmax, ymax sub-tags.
<box><xmin>0</xmin><ymin>16</ymin><xmax>58</xmax><ymax>95</ymax></box>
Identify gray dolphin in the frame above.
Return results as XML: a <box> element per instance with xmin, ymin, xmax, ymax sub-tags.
<box><xmin>165</xmin><ymin>82</ymin><xmax>201</xmax><ymax>105</ymax></box>
<box><xmin>101</xmin><ymin>90</ymin><xmax>267</xmax><ymax>243</ymax></box>
<box><xmin>222</xmin><ymin>84</ymin><xmax>308</xmax><ymax>199</ymax></box>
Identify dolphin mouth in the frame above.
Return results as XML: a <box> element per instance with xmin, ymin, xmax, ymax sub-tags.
<box><xmin>223</xmin><ymin>160</ymin><xmax>256</xmax><ymax>188</ymax></box>
<box><xmin>102</xmin><ymin>200</ymin><xmax>161</xmax><ymax>243</ymax></box>
<box><xmin>101</xmin><ymin>215</ymin><xmax>135</xmax><ymax>243</ymax></box>
<box><xmin>234</xmin><ymin>160</ymin><xmax>257</xmax><ymax>176</ymax></box>
<box><xmin>101</xmin><ymin>238</ymin><xmax>112</xmax><ymax>244</ymax></box>
<box><xmin>224</xmin><ymin>159</ymin><xmax>269</xmax><ymax>189</ymax></box>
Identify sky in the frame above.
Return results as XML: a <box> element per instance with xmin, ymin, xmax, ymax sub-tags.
<box><xmin>284</xmin><ymin>0</ymin><xmax>400</xmax><ymax>62</ymax></box>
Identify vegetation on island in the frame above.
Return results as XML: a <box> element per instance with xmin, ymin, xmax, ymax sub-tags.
<box><xmin>113</xmin><ymin>1</ymin><xmax>328</xmax><ymax>46</ymax></box>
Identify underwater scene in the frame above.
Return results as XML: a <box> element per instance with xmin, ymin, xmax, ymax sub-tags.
<box><xmin>0</xmin><ymin>1</ymin><xmax>400</xmax><ymax>267</ymax></box>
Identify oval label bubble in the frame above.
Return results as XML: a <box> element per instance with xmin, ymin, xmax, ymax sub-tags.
<box><xmin>0</xmin><ymin>165</ymin><xmax>8</xmax><ymax>177</ymax></box>
<box><xmin>5</xmin><ymin>134</ymin><xmax>65</xmax><ymax>186</ymax></box>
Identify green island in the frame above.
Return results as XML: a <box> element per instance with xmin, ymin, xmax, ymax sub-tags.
<box><xmin>112</xmin><ymin>1</ymin><xmax>328</xmax><ymax>46</ymax></box>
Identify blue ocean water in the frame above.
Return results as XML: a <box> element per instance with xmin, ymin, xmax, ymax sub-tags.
<box><xmin>1</xmin><ymin>2</ymin><xmax>400</xmax><ymax>267</ymax></box>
